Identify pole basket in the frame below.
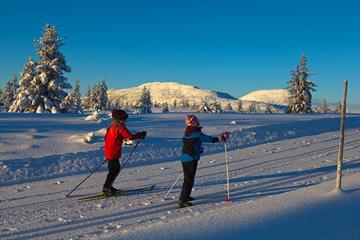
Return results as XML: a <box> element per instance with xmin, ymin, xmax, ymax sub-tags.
<box><xmin>223</xmin><ymin>198</ymin><xmax>231</xmax><ymax>203</ymax></box>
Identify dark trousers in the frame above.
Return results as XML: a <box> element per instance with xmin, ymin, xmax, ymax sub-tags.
<box><xmin>179</xmin><ymin>160</ymin><xmax>198</xmax><ymax>202</ymax></box>
<box><xmin>103</xmin><ymin>159</ymin><xmax>121</xmax><ymax>189</ymax></box>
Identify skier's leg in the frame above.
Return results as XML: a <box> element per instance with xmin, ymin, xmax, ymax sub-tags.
<box><xmin>188</xmin><ymin>161</ymin><xmax>198</xmax><ymax>195</ymax></box>
<box><xmin>103</xmin><ymin>159</ymin><xmax>121</xmax><ymax>190</ymax></box>
<box><xmin>179</xmin><ymin>161</ymin><xmax>194</xmax><ymax>202</ymax></box>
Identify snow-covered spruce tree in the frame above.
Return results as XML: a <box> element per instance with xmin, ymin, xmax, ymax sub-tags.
<box><xmin>161</xmin><ymin>102</ymin><xmax>169</xmax><ymax>113</ymax></box>
<box><xmin>11</xmin><ymin>75</ymin><xmax>19</xmax><ymax>98</ymax></box>
<box><xmin>321</xmin><ymin>99</ymin><xmax>330</xmax><ymax>113</ymax></box>
<box><xmin>334</xmin><ymin>101</ymin><xmax>342</xmax><ymax>113</ymax></box>
<box><xmin>0</xmin><ymin>88</ymin><xmax>3</xmax><ymax>105</ymax></box>
<box><xmin>61</xmin><ymin>78</ymin><xmax>83</xmax><ymax>113</ymax></box>
<box><xmin>9</xmin><ymin>58</ymin><xmax>38</xmax><ymax>112</ymax></box>
<box><xmin>196</xmin><ymin>100</ymin><xmax>211</xmax><ymax>113</ymax></box>
<box><xmin>2</xmin><ymin>80</ymin><xmax>14</xmax><ymax>112</ymax></box>
<box><xmin>236</xmin><ymin>100</ymin><xmax>243</xmax><ymax>113</ymax></box>
<box><xmin>99</xmin><ymin>79</ymin><xmax>108</xmax><ymax>110</ymax></box>
<box><xmin>210</xmin><ymin>99</ymin><xmax>222</xmax><ymax>113</ymax></box>
<box><xmin>134</xmin><ymin>87</ymin><xmax>152</xmax><ymax>114</ymax></box>
<box><xmin>298</xmin><ymin>54</ymin><xmax>317</xmax><ymax>113</ymax></box>
<box><xmin>265</xmin><ymin>103</ymin><xmax>272</xmax><ymax>114</ymax></box>
<box><xmin>82</xmin><ymin>86</ymin><xmax>92</xmax><ymax>110</ymax></box>
<box><xmin>11</xmin><ymin>25</ymin><xmax>72</xmax><ymax>113</ymax></box>
<box><xmin>225</xmin><ymin>102</ymin><xmax>233</xmax><ymax>111</ymax></box>
<box><xmin>287</xmin><ymin>65</ymin><xmax>301</xmax><ymax>113</ymax></box>
<box><xmin>248</xmin><ymin>102</ymin><xmax>257</xmax><ymax>113</ymax></box>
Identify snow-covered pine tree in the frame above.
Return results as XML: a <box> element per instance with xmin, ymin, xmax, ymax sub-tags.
<box><xmin>248</xmin><ymin>102</ymin><xmax>257</xmax><ymax>113</ymax></box>
<box><xmin>298</xmin><ymin>54</ymin><xmax>316</xmax><ymax>113</ymax></box>
<box><xmin>134</xmin><ymin>87</ymin><xmax>152</xmax><ymax>114</ymax></box>
<box><xmin>236</xmin><ymin>100</ymin><xmax>243</xmax><ymax>113</ymax></box>
<box><xmin>82</xmin><ymin>86</ymin><xmax>91</xmax><ymax>110</ymax></box>
<box><xmin>334</xmin><ymin>101</ymin><xmax>342</xmax><ymax>113</ymax></box>
<box><xmin>61</xmin><ymin>78</ymin><xmax>83</xmax><ymax>113</ymax></box>
<box><xmin>210</xmin><ymin>99</ymin><xmax>222</xmax><ymax>113</ymax></box>
<box><xmin>265</xmin><ymin>103</ymin><xmax>272</xmax><ymax>114</ymax></box>
<box><xmin>10</xmin><ymin>25</ymin><xmax>72</xmax><ymax>113</ymax></box>
<box><xmin>161</xmin><ymin>102</ymin><xmax>169</xmax><ymax>113</ymax></box>
<box><xmin>99</xmin><ymin>79</ymin><xmax>108</xmax><ymax>110</ymax></box>
<box><xmin>11</xmin><ymin>75</ymin><xmax>19</xmax><ymax>98</ymax></box>
<box><xmin>196</xmin><ymin>101</ymin><xmax>211</xmax><ymax>113</ymax></box>
<box><xmin>225</xmin><ymin>102</ymin><xmax>233</xmax><ymax>111</ymax></box>
<box><xmin>2</xmin><ymin>80</ymin><xmax>14</xmax><ymax>112</ymax></box>
<box><xmin>287</xmin><ymin>65</ymin><xmax>301</xmax><ymax>113</ymax></box>
<box><xmin>321</xmin><ymin>99</ymin><xmax>330</xmax><ymax>113</ymax></box>
<box><xmin>9</xmin><ymin>58</ymin><xmax>38</xmax><ymax>112</ymax></box>
<box><xmin>92</xmin><ymin>83</ymin><xmax>101</xmax><ymax>111</ymax></box>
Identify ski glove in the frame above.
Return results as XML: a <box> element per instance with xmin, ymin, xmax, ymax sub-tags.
<box><xmin>138</xmin><ymin>131</ymin><xmax>147</xmax><ymax>139</ymax></box>
<box><xmin>219</xmin><ymin>132</ymin><xmax>230</xmax><ymax>142</ymax></box>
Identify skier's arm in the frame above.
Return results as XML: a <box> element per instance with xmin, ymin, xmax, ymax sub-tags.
<box><xmin>200</xmin><ymin>133</ymin><xmax>219</xmax><ymax>143</ymax></box>
<box><xmin>119</xmin><ymin>124</ymin><xmax>146</xmax><ymax>140</ymax></box>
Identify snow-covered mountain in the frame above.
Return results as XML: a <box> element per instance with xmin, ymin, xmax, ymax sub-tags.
<box><xmin>240</xmin><ymin>89</ymin><xmax>289</xmax><ymax>105</ymax></box>
<box><xmin>108</xmin><ymin>82</ymin><xmax>237</xmax><ymax>107</ymax></box>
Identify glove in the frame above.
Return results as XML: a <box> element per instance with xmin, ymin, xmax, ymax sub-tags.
<box><xmin>138</xmin><ymin>131</ymin><xmax>147</xmax><ymax>139</ymax></box>
<box><xmin>219</xmin><ymin>132</ymin><xmax>230</xmax><ymax>142</ymax></box>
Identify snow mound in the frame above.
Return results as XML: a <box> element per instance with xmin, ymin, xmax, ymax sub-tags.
<box><xmin>240</xmin><ymin>89</ymin><xmax>289</xmax><ymax>105</ymax></box>
<box><xmin>84</xmin><ymin>112</ymin><xmax>99</xmax><ymax>121</ymax></box>
<box><xmin>108</xmin><ymin>82</ymin><xmax>237</xmax><ymax>107</ymax></box>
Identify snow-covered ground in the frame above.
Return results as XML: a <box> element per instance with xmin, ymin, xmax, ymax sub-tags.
<box><xmin>0</xmin><ymin>112</ymin><xmax>359</xmax><ymax>239</ymax></box>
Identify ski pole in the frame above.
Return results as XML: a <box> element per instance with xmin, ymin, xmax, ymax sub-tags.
<box><xmin>224</xmin><ymin>142</ymin><xmax>231</xmax><ymax>203</ymax></box>
<box><xmin>119</xmin><ymin>139</ymin><xmax>141</xmax><ymax>172</ymax></box>
<box><xmin>162</xmin><ymin>171</ymin><xmax>183</xmax><ymax>200</ymax></box>
<box><xmin>65</xmin><ymin>140</ymin><xmax>141</xmax><ymax>197</ymax></box>
<box><xmin>65</xmin><ymin>158</ymin><xmax>107</xmax><ymax>197</ymax></box>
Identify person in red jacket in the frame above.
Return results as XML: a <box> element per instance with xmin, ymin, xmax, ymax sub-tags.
<box><xmin>103</xmin><ymin>109</ymin><xmax>146</xmax><ymax>195</ymax></box>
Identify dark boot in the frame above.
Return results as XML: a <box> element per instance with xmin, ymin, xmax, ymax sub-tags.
<box><xmin>178</xmin><ymin>200</ymin><xmax>192</xmax><ymax>208</ymax></box>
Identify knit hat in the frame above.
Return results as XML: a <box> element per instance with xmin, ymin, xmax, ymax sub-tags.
<box><xmin>112</xmin><ymin>109</ymin><xmax>128</xmax><ymax>121</ymax></box>
<box><xmin>185</xmin><ymin>115</ymin><xmax>200</xmax><ymax>127</ymax></box>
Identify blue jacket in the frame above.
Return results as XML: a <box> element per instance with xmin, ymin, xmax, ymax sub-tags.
<box><xmin>181</xmin><ymin>128</ymin><xmax>219</xmax><ymax>162</ymax></box>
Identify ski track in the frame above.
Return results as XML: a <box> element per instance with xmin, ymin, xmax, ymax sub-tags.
<box><xmin>0</xmin><ymin>113</ymin><xmax>360</xmax><ymax>239</ymax></box>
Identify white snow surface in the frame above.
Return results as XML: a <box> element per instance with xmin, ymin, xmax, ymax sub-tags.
<box><xmin>240</xmin><ymin>89</ymin><xmax>290</xmax><ymax>105</ymax></box>
<box><xmin>1</xmin><ymin>112</ymin><xmax>360</xmax><ymax>239</ymax></box>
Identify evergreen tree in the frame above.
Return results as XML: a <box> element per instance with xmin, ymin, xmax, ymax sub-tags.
<box><xmin>61</xmin><ymin>78</ymin><xmax>83</xmax><ymax>113</ymax></box>
<box><xmin>225</xmin><ymin>102</ymin><xmax>233</xmax><ymax>111</ymax></box>
<box><xmin>248</xmin><ymin>102</ymin><xmax>257</xmax><ymax>113</ymax></box>
<box><xmin>298</xmin><ymin>54</ymin><xmax>317</xmax><ymax>113</ymax></box>
<box><xmin>0</xmin><ymin>88</ymin><xmax>3</xmax><ymax>105</ymax></box>
<box><xmin>236</xmin><ymin>100</ymin><xmax>243</xmax><ymax>113</ymax></box>
<box><xmin>210</xmin><ymin>99</ymin><xmax>222</xmax><ymax>113</ymax></box>
<box><xmin>287</xmin><ymin>65</ymin><xmax>301</xmax><ymax>113</ymax></box>
<box><xmin>265</xmin><ymin>103</ymin><xmax>272</xmax><ymax>114</ymax></box>
<box><xmin>134</xmin><ymin>87</ymin><xmax>152</xmax><ymax>114</ymax></box>
<box><xmin>2</xmin><ymin>80</ymin><xmax>14</xmax><ymax>112</ymax></box>
<box><xmin>196</xmin><ymin>101</ymin><xmax>211</xmax><ymax>113</ymax></box>
<box><xmin>10</xmin><ymin>25</ymin><xmax>72</xmax><ymax>113</ymax></box>
<box><xmin>99</xmin><ymin>79</ymin><xmax>108</xmax><ymax>110</ymax></box>
<box><xmin>321</xmin><ymin>99</ymin><xmax>330</xmax><ymax>113</ymax></box>
<box><xmin>11</xmin><ymin>75</ymin><xmax>18</xmax><ymax>98</ymax></box>
<box><xmin>335</xmin><ymin>101</ymin><xmax>342</xmax><ymax>113</ymax></box>
<box><xmin>161</xmin><ymin>102</ymin><xmax>169</xmax><ymax>113</ymax></box>
<box><xmin>82</xmin><ymin>86</ymin><xmax>92</xmax><ymax>110</ymax></box>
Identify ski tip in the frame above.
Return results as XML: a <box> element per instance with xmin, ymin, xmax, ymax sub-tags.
<box><xmin>223</xmin><ymin>198</ymin><xmax>231</xmax><ymax>203</ymax></box>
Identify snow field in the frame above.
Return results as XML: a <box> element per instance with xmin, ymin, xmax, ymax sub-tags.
<box><xmin>0</xmin><ymin>112</ymin><xmax>359</xmax><ymax>239</ymax></box>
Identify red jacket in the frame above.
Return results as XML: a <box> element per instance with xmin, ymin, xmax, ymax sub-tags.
<box><xmin>104</xmin><ymin>122</ymin><xmax>140</xmax><ymax>160</ymax></box>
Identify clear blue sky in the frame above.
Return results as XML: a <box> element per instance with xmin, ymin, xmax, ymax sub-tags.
<box><xmin>1</xmin><ymin>0</ymin><xmax>359</xmax><ymax>103</ymax></box>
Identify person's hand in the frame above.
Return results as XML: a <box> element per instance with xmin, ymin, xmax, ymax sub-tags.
<box><xmin>138</xmin><ymin>131</ymin><xmax>147</xmax><ymax>139</ymax></box>
<box><xmin>220</xmin><ymin>132</ymin><xmax>230</xmax><ymax>142</ymax></box>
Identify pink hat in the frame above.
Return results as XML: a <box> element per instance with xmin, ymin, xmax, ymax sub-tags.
<box><xmin>185</xmin><ymin>115</ymin><xmax>200</xmax><ymax>127</ymax></box>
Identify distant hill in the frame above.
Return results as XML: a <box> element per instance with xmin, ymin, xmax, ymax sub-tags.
<box><xmin>240</xmin><ymin>89</ymin><xmax>289</xmax><ymax>105</ymax></box>
<box><xmin>108</xmin><ymin>82</ymin><xmax>237</xmax><ymax>108</ymax></box>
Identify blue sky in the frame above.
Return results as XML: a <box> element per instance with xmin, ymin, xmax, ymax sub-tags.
<box><xmin>0</xmin><ymin>0</ymin><xmax>359</xmax><ymax>103</ymax></box>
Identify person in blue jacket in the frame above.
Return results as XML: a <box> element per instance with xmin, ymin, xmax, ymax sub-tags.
<box><xmin>179</xmin><ymin>114</ymin><xmax>229</xmax><ymax>208</ymax></box>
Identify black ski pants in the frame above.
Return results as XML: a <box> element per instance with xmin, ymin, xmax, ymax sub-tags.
<box><xmin>179</xmin><ymin>160</ymin><xmax>198</xmax><ymax>202</ymax></box>
<box><xmin>103</xmin><ymin>159</ymin><xmax>121</xmax><ymax>189</ymax></box>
